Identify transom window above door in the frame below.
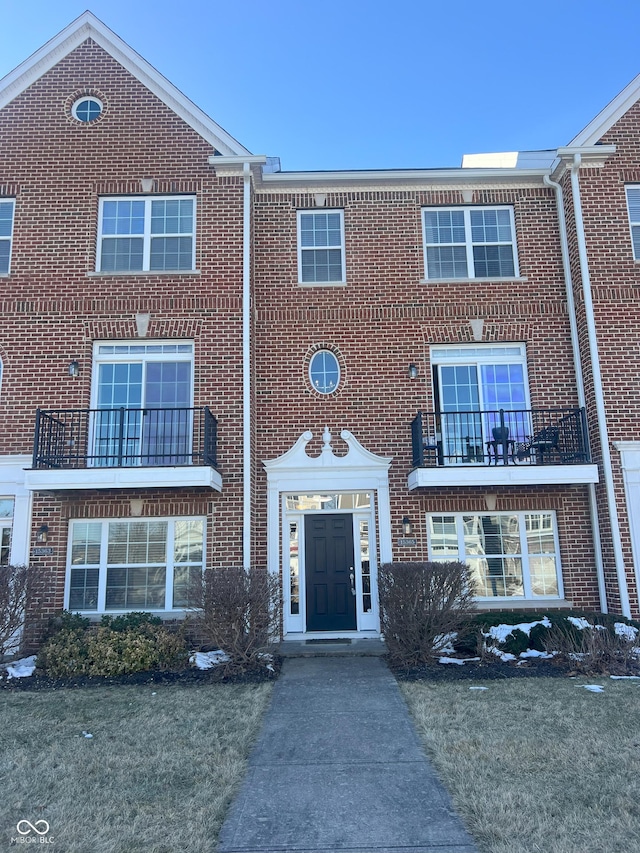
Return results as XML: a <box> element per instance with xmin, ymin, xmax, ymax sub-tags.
<box><xmin>97</xmin><ymin>196</ymin><xmax>195</xmax><ymax>272</ymax></box>
<box><xmin>92</xmin><ymin>342</ymin><xmax>194</xmax><ymax>467</ymax></box>
<box><xmin>422</xmin><ymin>206</ymin><xmax>518</xmax><ymax>279</ymax></box>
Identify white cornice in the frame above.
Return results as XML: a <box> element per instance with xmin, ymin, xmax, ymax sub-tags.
<box><xmin>260</xmin><ymin>167</ymin><xmax>550</xmax><ymax>191</ymax></box>
<box><xmin>0</xmin><ymin>11</ymin><xmax>250</xmax><ymax>156</ymax></box>
<box><xmin>569</xmin><ymin>73</ymin><xmax>640</xmax><ymax>146</ymax></box>
<box><xmin>551</xmin><ymin>145</ymin><xmax>617</xmax><ymax>180</ymax></box>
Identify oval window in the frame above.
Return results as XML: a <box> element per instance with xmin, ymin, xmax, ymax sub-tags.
<box><xmin>309</xmin><ymin>350</ymin><xmax>340</xmax><ymax>394</ymax></box>
<box><xmin>72</xmin><ymin>96</ymin><xmax>103</xmax><ymax>123</ymax></box>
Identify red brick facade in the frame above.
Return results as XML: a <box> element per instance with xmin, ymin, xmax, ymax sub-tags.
<box><xmin>1</xmin><ymin>14</ymin><xmax>639</xmax><ymax>645</ymax></box>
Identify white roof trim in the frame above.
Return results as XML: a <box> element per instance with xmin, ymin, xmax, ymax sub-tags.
<box><xmin>569</xmin><ymin>73</ymin><xmax>640</xmax><ymax>147</ymax></box>
<box><xmin>0</xmin><ymin>10</ymin><xmax>250</xmax><ymax>156</ymax></box>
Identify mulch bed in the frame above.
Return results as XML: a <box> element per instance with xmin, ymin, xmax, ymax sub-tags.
<box><xmin>389</xmin><ymin>656</ymin><xmax>577</xmax><ymax>682</ymax></box>
<box><xmin>0</xmin><ymin>656</ymin><xmax>284</xmax><ymax>692</ymax></box>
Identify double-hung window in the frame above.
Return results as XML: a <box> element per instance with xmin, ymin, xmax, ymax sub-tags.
<box><xmin>427</xmin><ymin>511</ymin><xmax>562</xmax><ymax>599</ymax></box>
<box><xmin>97</xmin><ymin>196</ymin><xmax>195</xmax><ymax>272</ymax></box>
<box><xmin>431</xmin><ymin>345</ymin><xmax>529</xmax><ymax>463</ymax></box>
<box><xmin>91</xmin><ymin>342</ymin><xmax>193</xmax><ymax>466</ymax></box>
<box><xmin>67</xmin><ymin>517</ymin><xmax>204</xmax><ymax>612</ymax></box>
<box><xmin>0</xmin><ymin>199</ymin><xmax>15</xmax><ymax>274</ymax></box>
<box><xmin>423</xmin><ymin>205</ymin><xmax>518</xmax><ymax>279</ymax></box>
<box><xmin>298</xmin><ymin>210</ymin><xmax>345</xmax><ymax>283</ymax></box>
<box><xmin>625</xmin><ymin>186</ymin><xmax>640</xmax><ymax>260</ymax></box>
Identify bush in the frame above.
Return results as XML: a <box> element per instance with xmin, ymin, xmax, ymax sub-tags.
<box><xmin>189</xmin><ymin>566</ymin><xmax>281</xmax><ymax>672</ymax></box>
<box><xmin>542</xmin><ymin>621</ymin><xmax>640</xmax><ymax>676</ymax></box>
<box><xmin>378</xmin><ymin>560</ymin><xmax>476</xmax><ymax>666</ymax></box>
<box><xmin>37</xmin><ymin>613</ymin><xmax>188</xmax><ymax>677</ymax></box>
<box><xmin>0</xmin><ymin>563</ymin><xmax>42</xmax><ymax>657</ymax></box>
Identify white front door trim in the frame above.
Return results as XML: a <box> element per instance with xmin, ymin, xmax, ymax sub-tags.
<box><xmin>264</xmin><ymin>428</ymin><xmax>392</xmax><ymax>636</ymax></box>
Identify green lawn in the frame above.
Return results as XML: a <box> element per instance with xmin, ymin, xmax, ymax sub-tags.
<box><xmin>401</xmin><ymin>677</ymin><xmax>640</xmax><ymax>853</ymax></box>
<box><xmin>0</xmin><ymin>682</ymin><xmax>273</xmax><ymax>852</ymax></box>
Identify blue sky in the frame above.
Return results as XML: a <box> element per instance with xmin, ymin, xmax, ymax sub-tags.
<box><xmin>1</xmin><ymin>0</ymin><xmax>639</xmax><ymax>171</ymax></box>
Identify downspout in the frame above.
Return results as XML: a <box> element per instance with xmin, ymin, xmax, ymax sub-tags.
<box><xmin>568</xmin><ymin>154</ymin><xmax>631</xmax><ymax>617</ymax></box>
<box><xmin>242</xmin><ymin>161</ymin><xmax>252</xmax><ymax>570</ymax></box>
<box><xmin>544</xmin><ymin>174</ymin><xmax>607</xmax><ymax>612</ymax></box>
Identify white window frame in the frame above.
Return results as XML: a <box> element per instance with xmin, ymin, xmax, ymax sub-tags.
<box><xmin>308</xmin><ymin>349</ymin><xmax>340</xmax><ymax>394</ymax></box>
<box><xmin>97</xmin><ymin>195</ymin><xmax>196</xmax><ymax>272</ymax></box>
<box><xmin>90</xmin><ymin>341</ymin><xmax>195</xmax><ymax>467</ymax></box>
<box><xmin>297</xmin><ymin>209</ymin><xmax>346</xmax><ymax>284</ymax></box>
<box><xmin>72</xmin><ymin>96</ymin><xmax>103</xmax><ymax>122</ymax></box>
<box><xmin>422</xmin><ymin>205</ymin><xmax>519</xmax><ymax>280</ymax></box>
<box><xmin>625</xmin><ymin>186</ymin><xmax>640</xmax><ymax>260</ymax></box>
<box><xmin>0</xmin><ymin>498</ymin><xmax>14</xmax><ymax>566</ymax></box>
<box><xmin>426</xmin><ymin>510</ymin><xmax>563</xmax><ymax>600</ymax></box>
<box><xmin>0</xmin><ymin>199</ymin><xmax>15</xmax><ymax>275</ymax></box>
<box><xmin>65</xmin><ymin>516</ymin><xmax>206</xmax><ymax>613</ymax></box>
<box><xmin>431</xmin><ymin>344</ymin><xmax>531</xmax><ymax>463</ymax></box>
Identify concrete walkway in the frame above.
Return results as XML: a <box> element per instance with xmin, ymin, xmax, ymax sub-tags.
<box><xmin>218</xmin><ymin>656</ymin><xmax>477</xmax><ymax>853</ymax></box>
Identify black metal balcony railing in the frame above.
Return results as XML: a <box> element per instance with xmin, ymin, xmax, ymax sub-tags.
<box><xmin>411</xmin><ymin>408</ymin><xmax>590</xmax><ymax>468</ymax></box>
<box><xmin>32</xmin><ymin>407</ymin><xmax>218</xmax><ymax>469</ymax></box>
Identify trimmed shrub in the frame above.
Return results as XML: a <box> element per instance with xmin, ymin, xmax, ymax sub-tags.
<box><xmin>37</xmin><ymin>613</ymin><xmax>188</xmax><ymax>677</ymax></box>
<box><xmin>189</xmin><ymin>566</ymin><xmax>281</xmax><ymax>672</ymax></box>
<box><xmin>378</xmin><ymin>560</ymin><xmax>476</xmax><ymax>666</ymax></box>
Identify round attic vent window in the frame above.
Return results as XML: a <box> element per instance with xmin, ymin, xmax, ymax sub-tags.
<box><xmin>72</xmin><ymin>96</ymin><xmax>103</xmax><ymax>123</ymax></box>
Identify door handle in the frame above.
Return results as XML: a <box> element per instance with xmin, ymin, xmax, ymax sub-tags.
<box><xmin>349</xmin><ymin>567</ymin><xmax>356</xmax><ymax>596</ymax></box>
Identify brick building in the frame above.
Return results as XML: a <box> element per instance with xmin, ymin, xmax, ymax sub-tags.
<box><xmin>0</xmin><ymin>12</ymin><xmax>638</xmax><ymax>645</ymax></box>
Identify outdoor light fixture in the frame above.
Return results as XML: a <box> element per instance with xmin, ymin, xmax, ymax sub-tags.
<box><xmin>402</xmin><ymin>516</ymin><xmax>413</xmax><ymax>536</ymax></box>
<box><xmin>408</xmin><ymin>363</ymin><xmax>419</xmax><ymax>380</ymax></box>
<box><xmin>68</xmin><ymin>360</ymin><xmax>80</xmax><ymax>378</ymax></box>
<box><xmin>36</xmin><ymin>524</ymin><xmax>49</xmax><ymax>543</ymax></box>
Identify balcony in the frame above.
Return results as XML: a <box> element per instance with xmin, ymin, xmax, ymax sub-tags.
<box><xmin>408</xmin><ymin>407</ymin><xmax>599</xmax><ymax>489</ymax></box>
<box><xmin>25</xmin><ymin>407</ymin><xmax>222</xmax><ymax>492</ymax></box>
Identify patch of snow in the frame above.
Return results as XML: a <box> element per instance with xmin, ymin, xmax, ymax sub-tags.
<box><xmin>487</xmin><ymin>647</ymin><xmax>517</xmax><ymax>662</ymax></box>
<box><xmin>4</xmin><ymin>655</ymin><xmax>36</xmax><ymax>679</ymax></box>
<box><xmin>82</xmin><ymin>731</ymin><xmax>93</xmax><ymax>738</ymax></box>
<box><xmin>614</xmin><ymin>622</ymin><xmax>639</xmax><ymax>642</ymax></box>
<box><xmin>581</xmin><ymin>684</ymin><xmax>605</xmax><ymax>693</ymax></box>
<box><xmin>567</xmin><ymin>616</ymin><xmax>591</xmax><ymax>630</ymax></box>
<box><xmin>190</xmin><ymin>650</ymin><xmax>230</xmax><ymax>670</ymax></box>
<box><xmin>519</xmin><ymin>649</ymin><xmax>555</xmax><ymax>659</ymax></box>
<box><xmin>434</xmin><ymin>632</ymin><xmax>458</xmax><ymax>655</ymax></box>
<box><xmin>567</xmin><ymin>616</ymin><xmax>605</xmax><ymax>631</ymax></box>
<box><xmin>610</xmin><ymin>675</ymin><xmax>640</xmax><ymax>680</ymax></box>
<box><xmin>469</xmin><ymin>686</ymin><xmax>489</xmax><ymax>691</ymax></box>
<box><xmin>484</xmin><ymin>617</ymin><xmax>551</xmax><ymax>645</ymax></box>
<box><xmin>438</xmin><ymin>656</ymin><xmax>480</xmax><ymax>666</ymax></box>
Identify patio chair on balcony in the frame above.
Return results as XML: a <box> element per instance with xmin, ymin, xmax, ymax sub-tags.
<box><xmin>516</xmin><ymin>425</ymin><xmax>560</xmax><ymax>464</ymax></box>
<box><xmin>486</xmin><ymin>426</ymin><xmax>516</xmax><ymax>465</ymax></box>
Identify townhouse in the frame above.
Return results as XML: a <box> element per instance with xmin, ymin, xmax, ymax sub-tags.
<box><xmin>0</xmin><ymin>12</ymin><xmax>638</xmax><ymax>647</ymax></box>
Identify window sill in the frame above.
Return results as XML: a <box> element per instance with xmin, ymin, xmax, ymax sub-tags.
<box><xmin>298</xmin><ymin>281</ymin><xmax>347</xmax><ymax>287</ymax></box>
<box><xmin>475</xmin><ymin>598</ymin><xmax>572</xmax><ymax>610</ymax></box>
<box><xmin>420</xmin><ymin>276</ymin><xmax>528</xmax><ymax>284</ymax></box>
<box><xmin>87</xmin><ymin>270</ymin><xmax>201</xmax><ymax>277</ymax></box>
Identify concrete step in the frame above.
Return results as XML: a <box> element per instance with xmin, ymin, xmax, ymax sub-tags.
<box><xmin>276</xmin><ymin>638</ymin><xmax>387</xmax><ymax>656</ymax></box>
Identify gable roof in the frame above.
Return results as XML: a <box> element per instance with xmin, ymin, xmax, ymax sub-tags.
<box><xmin>569</xmin><ymin>72</ymin><xmax>640</xmax><ymax>147</ymax></box>
<box><xmin>0</xmin><ymin>10</ymin><xmax>251</xmax><ymax>156</ymax></box>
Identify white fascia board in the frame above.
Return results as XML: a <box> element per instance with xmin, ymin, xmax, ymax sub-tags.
<box><xmin>24</xmin><ymin>466</ymin><xmax>222</xmax><ymax>492</ymax></box>
<box><xmin>569</xmin><ymin>73</ymin><xmax>640</xmax><ymax>147</ymax></box>
<box><xmin>407</xmin><ymin>464</ymin><xmax>599</xmax><ymax>490</ymax></box>
<box><xmin>261</xmin><ymin>167</ymin><xmax>551</xmax><ymax>190</ymax></box>
<box><xmin>0</xmin><ymin>11</ymin><xmax>250</xmax><ymax>157</ymax></box>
